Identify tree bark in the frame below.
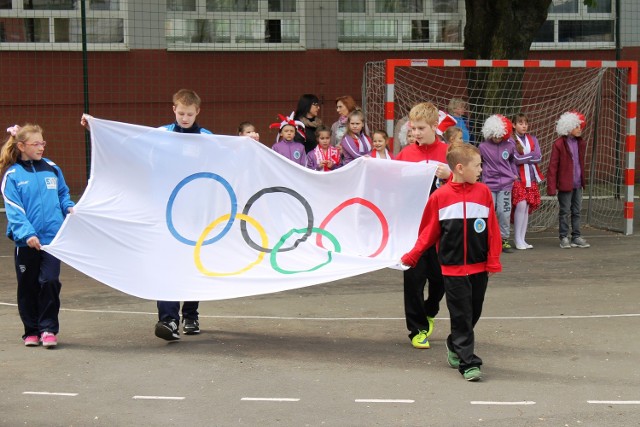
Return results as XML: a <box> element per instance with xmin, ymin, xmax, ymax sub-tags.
<box><xmin>463</xmin><ymin>0</ymin><xmax>553</xmax><ymax>140</ymax></box>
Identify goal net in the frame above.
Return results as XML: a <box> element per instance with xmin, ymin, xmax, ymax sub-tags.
<box><xmin>363</xmin><ymin>59</ymin><xmax>637</xmax><ymax>235</ymax></box>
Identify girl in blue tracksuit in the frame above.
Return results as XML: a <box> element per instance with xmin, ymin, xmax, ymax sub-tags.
<box><xmin>1</xmin><ymin>124</ymin><xmax>75</xmax><ymax>348</ymax></box>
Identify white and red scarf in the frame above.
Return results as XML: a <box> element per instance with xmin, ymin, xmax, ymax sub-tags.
<box><xmin>313</xmin><ymin>145</ymin><xmax>340</xmax><ymax>171</ymax></box>
<box><xmin>371</xmin><ymin>148</ymin><xmax>392</xmax><ymax>160</ymax></box>
<box><xmin>349</xmin><ymin>132</ymin><xmax>372</xmax><ymax>154</ymax></box>
<box><xmin>515</xmin><ymin>134</ymin><xmax>544</xmax><ymax>187</ymax></box>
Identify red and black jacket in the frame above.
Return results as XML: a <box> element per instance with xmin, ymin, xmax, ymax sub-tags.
<box><xmin>402</xmin><ymin>181</ymin><xmax>502</xmax><ymax>276</ymax></box>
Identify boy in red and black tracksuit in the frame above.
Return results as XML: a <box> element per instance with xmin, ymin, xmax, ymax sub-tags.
<box><xmin>402</xmin><ymin>143</ymin><xmax>502</xmax><ymax>381</ymax></box>
<box><xmin>395</xmin><ymin>102</ymin><xmax>451</xmax><ymax>349</ymax></box>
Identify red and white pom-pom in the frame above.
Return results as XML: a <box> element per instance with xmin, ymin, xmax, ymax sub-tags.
<box><xmin>269</xmin><ymin>111</ymin><xmax>305</xmax><ymax>131</ymax></box>
<box><xmin>482</xmin><ymin>114</ymin><xmax>512</xmax><ymax>141</ymax></box>
<box><xmin>556</xmin><ymin>111</ymin><xmax>586</xmax><ymax>136</ymax></box>
<box><xmin>436</xmin><ymin>110</ymin><xmax>457</xmax><ymax>136</ymax></box>
<box><xmin>398</xmin><ymin>120</ymin><xmax>412</xmax><ymax>146</ymax></box>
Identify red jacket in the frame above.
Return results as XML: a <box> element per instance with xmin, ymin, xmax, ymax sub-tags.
<box><xmin>546</xmin><ymin>136</ymin><xmax>586</xmax><ymax>195</ymax></box>
<box><xmin>401</xmin><ymin>181</ymin><xmax>502</xmax><ymax>276</ymax></box>
<box><xmin>396</xmin><ymin>140</ymin><xmax>448</xmax><ymax>163</ymax></box>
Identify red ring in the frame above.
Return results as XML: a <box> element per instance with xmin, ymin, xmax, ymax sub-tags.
<box><xmin>316</xmin><ymin>198</ymin><xmax>389</xmax><ymax>258</ymax></box>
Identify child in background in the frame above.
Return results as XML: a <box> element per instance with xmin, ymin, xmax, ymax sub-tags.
<box><xmin>238</xmin><ymin>121</ymin><xmax>260</xmax><ymax>141</ymax></box>
<box><xmin>448</xmin><ymin>98</ymin><xmax>473</xmax><ymax>144</ymax></box>
<box><xmin>1</xmin><ymin>124</ymin><xmax>75</xmax><ymax>348</ymax></box>
<box><xmin>547</xmin><ymin>111</ymin><xmax>590</xmax><ymax>249</ymax></box>
<box><xmin>479</xmin><ymin>114</ymin><xmax>518</xmax><ymax>253</ymax></box>
<box><xmin>401</xmin><ymin>142</ymin><xmax>502</xmax><ymax>382</ymax></box>
<box><xmin>396</xmin><ymin>118</ymin><xmax>416</xmax><ymax>148</ymax></box>
<box><xmin>340</xmin><ymin>110</ymin><xmax>372</xmax><ymax>165</ymax></box>
<box><xmin>156</xmin><ymin>89</ymin><xmax>212</xmax><ymax>341</ymax></box>
<box><xmin>511</xmin><ymin>113</ymin><xmax>544</xmax><ymax>250</ymax></box>
<box><xmin>370</xmin><ymin>130</ymin><xmax>393</xmax><ymax>160</ymax></box>
<box><xmin>395</xmin><ymin>102</ymin><xmax>450</xmax><ymax>350</ymax></box>
<box><xmin>307</xmin><ymin>125</ymin><xmax>341</xmax><ymax>171</ymax></box>
<box><xmin>270</xmin><ymin>112</ymin><xmax>308</xmax><ymax>167</ymax></box>
<box><xmin>443</xmin><ymin>126</ymin><xmax>464</xmax><ymax>145</ymax></box>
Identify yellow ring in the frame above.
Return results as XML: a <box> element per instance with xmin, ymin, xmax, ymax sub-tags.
<box><xmin>194</xmin><ymin>213</ymin><xmax>268</xmax><ymax>277</ymax></box>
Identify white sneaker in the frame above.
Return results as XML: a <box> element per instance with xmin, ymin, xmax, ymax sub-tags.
<box><xmin>560</xmin><ymin>237</ymin><xmax>571</xmax><ymax>249</ymax></box>
<box><xmin>571</xmin><ymin>237</ymin><xmax>590</xmax><ymax>248</ymax></box>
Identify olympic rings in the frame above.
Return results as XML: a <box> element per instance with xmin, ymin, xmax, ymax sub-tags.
<box><xmin>270</xmin><ymin>227</ymin><xmax>341</xmax><ymax>275</ymax></box>
<box><xmin>240</xmin><ymin>186</ymin><xmax>313</xmax><ymax>253</ymax></box>
<box><xmin>316</xmin><ymin>197</ymin><xmax>389</xmax><ymax>258</ymax></box>
<box><xmin>194</xmin><ymin>213</ymin><xmax>268</xmax><ymax>277</ymax></box>
<box><xmin>167</xmin><ymin>176</ymin><xmax>390</xmax><ymax>275</ymax></box>
<box><xmin>166</xmin><ymin>172</ymin><xmax>237</xmax><ymax>246</ymax></box>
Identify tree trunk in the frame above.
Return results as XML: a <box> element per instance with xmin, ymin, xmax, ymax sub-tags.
<box><xmin>463</xmin><ymin>0</ymin><xmax>552</xmax><ymax>140</ymax></box>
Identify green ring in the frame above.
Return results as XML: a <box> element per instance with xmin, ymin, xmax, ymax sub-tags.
<box><xmin>270</xmin><ymin>227</ymin><xmax>341</xmax><ymax>274</ymax></box>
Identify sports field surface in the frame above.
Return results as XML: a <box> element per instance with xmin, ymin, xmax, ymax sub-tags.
<box><xmin>1</xmin><ymin>213</ymin><xmax>639</xmax><ymax>426</ymax></box>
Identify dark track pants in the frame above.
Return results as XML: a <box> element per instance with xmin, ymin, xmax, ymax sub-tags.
<box><xmin>444</xmin><ymin>272</ymin><xmax>488</xmax><ymax>373</ymax></box>
<box><xmin>157</xmin><ymin>301</ymin><xmax>199</xmax><ymax>322</ymax></box>
<box><xmin>403</xmin><ymin>246</ymin><xmax>445</xmax><ymax>338</ymax></box>
<box><xmin>15</xmin><ymin>246</ymin><xmax>62</xmax><ymax>339</ymax></box>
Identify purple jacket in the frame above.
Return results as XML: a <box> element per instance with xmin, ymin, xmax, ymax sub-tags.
<box><xmin>341</xmin><ymin>132</ymin><xmax>372</xmax><ymax>165</ymax></box>
<box><xmin>479</xmin><ymin>138</ymin><xmax>518</xmax><ymax>191</ymax></box>
<box><xmin>272</xmin><ymin>139</ymin><xmax>307</xmax><ymax>167</ymax></box>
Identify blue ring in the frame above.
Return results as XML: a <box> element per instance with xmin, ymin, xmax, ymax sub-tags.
<box><xmin>166</xmin><ymin>172</ymin><xmax>237</xmax><ymax>246</ymax></box>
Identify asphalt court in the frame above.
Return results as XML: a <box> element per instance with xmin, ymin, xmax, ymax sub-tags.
<box><xmin>1</xmin><ymin>214</ymin><xmax>639</xmax><ymax>426</ymax></box>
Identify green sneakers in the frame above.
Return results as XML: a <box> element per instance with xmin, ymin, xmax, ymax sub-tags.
<box><xmin>411</xmin><ymin>330</ymin><xmax>430</xmax><ymax>349</ymax></box>
<box><xmin>463</xmin><ymin>367</ymin><xmax>482</xmax><ymax>381</ymax></box>
<box><xmin>445</xmin><ymin>341</ymin><xmax>460</xmax><ymax>369</ymax></box>
<box><xmin>426</xmin><ymin>316</ymin><xmax>435</xmax><ymax>338</ymax></box>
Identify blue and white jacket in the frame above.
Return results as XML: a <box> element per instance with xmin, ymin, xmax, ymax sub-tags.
<box><xmin>1</xmin><ymin>158</ymin><xmax>74</xmax><ymax>247</ymax></box>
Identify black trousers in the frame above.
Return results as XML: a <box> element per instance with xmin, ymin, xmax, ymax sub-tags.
<box><xmin>15</xmin><ymin>246</ymin><xmax>62</xmax><ymax>338</ymax></box>
<box><xmin>444</xmin><ymin>272</ymin><xmax>488</xmax><ymax>373</ymax></box>
<box><xmin>157</xmin><ymin>301</ymin><xmax>199</xmax><ymax>322</ymax></box>
<box><xmin>403</xmin><ymin>246</ymin><xmax>444</xmax><ymax>338</ymax></box>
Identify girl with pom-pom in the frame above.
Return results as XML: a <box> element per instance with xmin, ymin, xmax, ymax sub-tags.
<box><xmin>479</xmin><ymin>114</ymin><xmax>519</xmax><ymax>253</ymax></box>
<box><xmin>546</xmin><ymin>111</ymin><xmax>590</xmax><ymax>249</ymax></box>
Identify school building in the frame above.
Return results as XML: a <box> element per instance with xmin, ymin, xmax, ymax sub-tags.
<box><xmin>0</xmin><ymin>0</ymin><xmax>639</xmax><ymax>193</ymax></box>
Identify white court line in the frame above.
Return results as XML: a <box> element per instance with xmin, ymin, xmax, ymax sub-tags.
<box><xmin>471</xmin><ymin>401</ymin><xmax>536</xmax><ymax>405</ymax></box>
<box><xmin>241</xmin><ymin>397</ymin><xmax>300</xmax><ymax>402</ymax></box>
<box><xmin>23</xmin><ymin>391</ymin><xmax>78</xmax><ymax>397</ymax></box>
<box><xmin>1</xmin><ymin>303</ymin><xmax>639</xmax><ymax>321</ymax></box>
<box><xmin>133</xmin><ymin>396</ymin><xmax>185</xmax><ymax>400</ymax></box>
<box><xmin>587</xmin><ymin>400</ymin><xmax>640</xmax><ymax>405</ymax></box>
<box><xmin>355</xmin><ymin>399</ymin><xmax>414</xmax><ymax>404</ymax></box>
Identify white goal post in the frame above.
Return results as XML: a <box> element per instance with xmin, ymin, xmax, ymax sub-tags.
<box><xmin>363</xmin><ymin>59</ymin><xmax>637</xmax><ymax>235</ymax></box>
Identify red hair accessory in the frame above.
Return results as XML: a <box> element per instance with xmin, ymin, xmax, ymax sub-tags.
<box><xmin>270</xmin><ymin>111</ymin><xmax>305</xmax><ymax>132</ymax></box>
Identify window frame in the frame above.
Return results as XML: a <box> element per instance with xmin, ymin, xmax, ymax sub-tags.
<box><xmin>337</xmin><ymin>0</ymin><xmax>465</xmax><ymax>51</ymax></box>
<box><xmin>0</xmin><ymin>0</ymin><xmax>128</xmax><ymax>51</ymax></box>
<box><xmin>165</xmin><ymin>0</ymin><xmax>306</xmax><ymax>51</ymax></box>
<box><xmin>531</xmin><ymin>0</ymin><xmax>615</xmax><ymax>50</ymax></box>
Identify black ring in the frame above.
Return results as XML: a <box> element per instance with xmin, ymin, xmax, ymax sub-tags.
<box><xmin>240</xmin><ymin>186</ymin><xmax>314</xmax><ymax>253</ymax></box>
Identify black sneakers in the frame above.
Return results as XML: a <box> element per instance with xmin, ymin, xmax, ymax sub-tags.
<box><xmin>155</xmin><ymin>319</ymin><xmax>180</xmax><ymax>341</ymax></box>
<box><xmin>183</xmin><ymin>318</ymin><xmax>200</xmax><ymax>335</ymax></box>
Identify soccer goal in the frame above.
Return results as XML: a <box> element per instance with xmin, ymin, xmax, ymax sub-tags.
<box><xmin>363</xmin><ymin>59</ymin><xmax>637</xmax><ymax>235</ymax></box>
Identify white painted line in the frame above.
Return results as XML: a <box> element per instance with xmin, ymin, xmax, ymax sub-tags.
<box><xmin>23</xmin><ymin>391</ymin><xmax>78</xmax><ymax>397</ymax></box>
<box><xmin>2</xmin><ymin>302</ymin><xmax>639</xmax><ymax>321</ymax></box>
<box><xmin>471</xmin><ymin>401</ymin><xmax>536</xmax><ymax>405</ymax></box>
<box><xmin>241</xmin><ymin>397</ymin><xmax>300</xmax><ymax>402</ymax></box>
<box><xmin>355</xmin><ymin>399</ymin><xmax>415</xmax><ymax>404</ymax></box>
<box><xmin>132</xmin><ymin>396</ymin><xmax>185</xmax><ymax>400</ymax></box>
<box><xmin>587</xmin><ymin>400</ymin><xmax>640</xmax><ymax>405</ymax></box>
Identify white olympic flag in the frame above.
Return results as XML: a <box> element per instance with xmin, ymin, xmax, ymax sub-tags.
<box><xmin>44</xmin><ymin>117</ymin><xmax>436</xmax><ymax>301</ymax></box>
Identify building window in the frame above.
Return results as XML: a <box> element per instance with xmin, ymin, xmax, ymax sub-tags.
<box><xmin>533</xmin><ymin>0</ymin><xmax>614</xmax><ymax>48</ymax></box>
<box><xmin>0</xmin><ymin>0</ymin><xmax>126</xmax><ymax>50</ymax></box>
<box><xmin>166</xmin><ymin>0</ymin><xmax>304</xmax><ymax>50</ymax></box>
<box><xmin>337</xmin><ymin>0</ymin><xmax>463</xmax><ymax>50</ymax></box>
